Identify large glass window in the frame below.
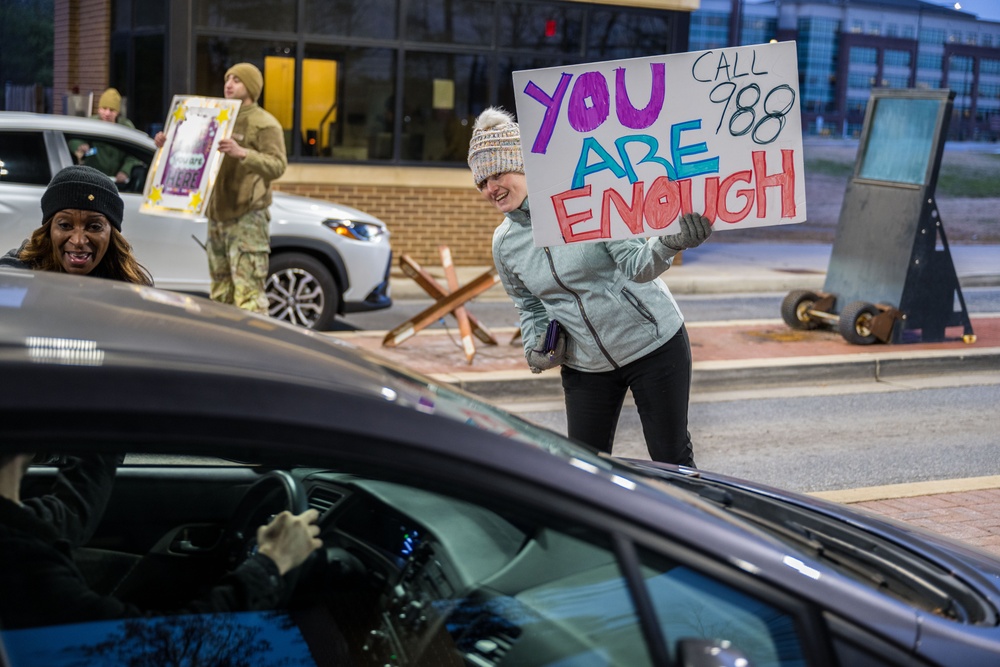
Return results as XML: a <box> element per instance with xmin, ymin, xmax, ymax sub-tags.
<box><xmin>305</xmin><ymin>0</ymin><xmax>398</xmax><ymax>39</ymax></box>
<box><xmin>797</xmin><ymin>17</ymin><xmax>839</xmax><ymax>113</ymax></box>
<box><xmin>177</xmin><ymin>0</ymin><xmax>686</xmax><ymax>165</ymax></box>
<box><xmin>499</xmin><ymin>2</ymin><xmax>584</xmax><ymax>53</ymax></box>
<box><xmin>300</xmin><ymin>46</ymin><xmax>396</xmax><ymax>160</ymax></box>
<box><xmin>917</xmin><ymin>53</ymin><xmax>942</xmax><ymax>71</ymax></box>
<box><xmin>689</xmin><ymin>12</ymin><xmax>729</xmax><ymax>51</ymax></box>
<box><xmin>849</xmin><ymin>46</ymin><xmax>877</xmax><ymax>65</ymax></box>
<box><xmin>586</xmin><ymin>9</ymin><xmax>677</xmax><ymax>61</ymax></box>
<box><xmin>113</xmin><ymin>0</ymin><xmax>166</xmax><ymax>30</ymax></box>
<box><xmin>741</xmin><ymin>16</ymin><xmax>776</xmax><ymax>45</ymax></box>
<box><xmin>884</xmin><ymin>49</ymin><xmax>911</xmax><ymax>68</ymax></box>
<box><xmin>401</xmin><ymin>52</ymin><xmax>489</xmax><ymax>162</ymax></box>
<box><xmin>407</xmin><ymin>0</ymin><xmax>494</xmax><ymax>45</ymax></box>
<box><xmin>195</xmin><ymin>37</ymin><xmax>296</xmax><ymax>100</ymax></box>
<box><xmin>195</xmin><ymin>0</ymin><xmax>297</xmax><ymax>32</ymax></box>
<box><xmin>132</xmin><ymin>35</ymin><xmax>165</xmax><ymax>134</ymax></box>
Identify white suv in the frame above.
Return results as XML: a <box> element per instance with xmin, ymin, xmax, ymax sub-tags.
<box><xmin>0</xmin><ymin>112</ymin><xmax>392</xmax><ymax>329</ymax></box>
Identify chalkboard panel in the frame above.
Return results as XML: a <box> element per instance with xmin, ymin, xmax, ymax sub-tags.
<box><xmin>857</xmin><ymin>97</ymin><xmax>943</xmax><ymax>186</ymax></box>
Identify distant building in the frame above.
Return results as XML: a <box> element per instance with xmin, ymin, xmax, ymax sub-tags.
<box><xmin>691</xmin><ymin>0</ymin><xmax>1000</xmax><ymax>140</ymax></box>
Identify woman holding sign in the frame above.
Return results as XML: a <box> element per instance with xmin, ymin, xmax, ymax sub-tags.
<box><xmin>469</xmin><ymin>107</ymin><xmax>712</xmax><ymax>465</ymax></box>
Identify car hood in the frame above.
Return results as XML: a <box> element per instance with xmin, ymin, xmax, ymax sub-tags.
<box><xmin>270</xmin><ymin>192</ymin><xmax>386</xmax><ymax>227</ymax></box>
<box><xmin>627</xmin><ymin>459</ymin><xmax>1000</xmax><ymax>605</ymax></box>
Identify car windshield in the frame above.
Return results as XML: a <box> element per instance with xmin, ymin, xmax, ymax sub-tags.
<box><xmin>361</xmin><ymin>360</ymin><xmax>618</xmax><ymax>471</ymax></box>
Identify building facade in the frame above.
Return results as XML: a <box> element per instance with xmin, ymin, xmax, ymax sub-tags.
<box><xmin>56</xmin><ymin>0</ymin><xmax>694</xmax><ymax>264</ymax></box>
<box><xmin>54</xmin><ymin>0</ymin><xmax>996</xmax><ymax>265</ymax></box>
<box><xmin>691</xmin><ymin>0</ymin><xmax>1000</xmax><ymax>140</ymax></box>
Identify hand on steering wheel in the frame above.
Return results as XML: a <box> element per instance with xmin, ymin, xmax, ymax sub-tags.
<box><xmin>256</xmin><ymin>509</ymin><xmax>322</xmax><ymax>575</ymax></box>
<box><xmin>225</xmin><ymin>470</ymin><xmax>313</xmax><ymax>569</ymax></box>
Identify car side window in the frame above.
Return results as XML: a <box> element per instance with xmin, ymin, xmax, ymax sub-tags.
<box><xmin>0</xmin><ymin>131</ymin><xmax>51</xmax><ymax>186</ymax></box>
<box><xmin>637</xmin><ymin>546</ymin><xmax>808</xmax><ymax>665</ymax></box>
<box><xmin>63</xmin><ymin>133</ymin><xmax>153</xmax><ymax>194</ymax></box>
<box><xmin>325</xmin><ymin>478</ymin><xmax>658</xmax><ymax>667</ymax></box>
<box><xmin>440</xmin><ymin>528</ymin><xmax>656</xmax><ymax>667</ymax></box>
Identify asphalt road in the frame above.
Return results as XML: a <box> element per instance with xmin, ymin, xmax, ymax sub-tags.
<box><xmin>499</xmin><ymin>373</ymin><xmax>1000</xmax><ymax>495</ymax></box>
<box><xmin>337</xmin><ymin>287</ymin><xmax>1000</xmax><ymax>495</ymax></box>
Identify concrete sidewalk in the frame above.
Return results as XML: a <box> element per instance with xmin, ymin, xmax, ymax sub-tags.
<box><xmin>388</xmin><ymin>242</ymin><xmax>1000</xmax><ymax>300</ymax></box>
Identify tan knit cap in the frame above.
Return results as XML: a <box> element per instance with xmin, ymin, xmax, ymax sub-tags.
<box><xmin>468</xmin><ymin>107</ymin><xmax>524</xmax><ymax>186</ymax></box>
<box><xmin>98</xmin><ymin>88</ymin><xmax>121</xmax><ymax>112</ymax></box>
<box><xmin>225</xmin><ymin>63</ymin><xmax>263</xmax><ymax>102</ymax></box>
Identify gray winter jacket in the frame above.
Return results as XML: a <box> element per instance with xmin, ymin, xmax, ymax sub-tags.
<box><xmin>493</xmin><ymin>200</ymin><xmax>685</xmax><ymax>373</ymax></box>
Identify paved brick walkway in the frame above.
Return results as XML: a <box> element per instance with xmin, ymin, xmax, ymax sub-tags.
<box><xmin>852</xmin><ymin>489</ymin><xmax>1000</xmax><ymax>557</ymax></box>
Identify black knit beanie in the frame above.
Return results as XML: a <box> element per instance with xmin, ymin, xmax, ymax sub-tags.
<box><xmin>41</xmin><ymin>165</ymin><xmax>124</xmax><ymax>231</ymax></box>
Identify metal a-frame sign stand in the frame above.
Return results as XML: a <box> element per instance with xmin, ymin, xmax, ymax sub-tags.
<box><xmin>782</xmin><ymin>88</ymin><xmax>975</xmax><ymax>345</ymax></box>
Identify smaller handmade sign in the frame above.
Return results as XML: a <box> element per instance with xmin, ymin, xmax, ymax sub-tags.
<box><xmin>141</xmin><ymin>96</ymin><xmax>241</xmax><ymax>218</ymax></box>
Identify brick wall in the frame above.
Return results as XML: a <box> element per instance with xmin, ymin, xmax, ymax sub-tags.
<box><xmin>276</xmin><ymin>175</ymin><xmax>505</xmax><ymax>267</ymax></box>
<box><xmin>53</xmin><ymin>0</ymin><xmax>111</xmax><ymax>115</ymax></box>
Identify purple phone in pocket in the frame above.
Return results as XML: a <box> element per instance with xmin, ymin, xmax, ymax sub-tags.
<box><xmin>543</xmin><ymin>320</ymin><xmax>562</xmax><ymax>353</ymax></box>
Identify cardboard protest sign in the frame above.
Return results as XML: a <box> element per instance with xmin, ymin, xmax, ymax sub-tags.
<box><xmin>512</xmin><ymin>41</ymin><xmax>806</xmax><ymax>247</ymax></box>
<box><xmin>141</xmin><ymin>96</ymin><xmax>241</xmax><ymax>218</ymax></box>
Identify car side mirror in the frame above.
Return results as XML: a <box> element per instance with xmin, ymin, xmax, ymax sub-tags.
<box><xmin>676</xmin><ymin>638</ymin><xmax>753</xmax><ymax>667</ymax></box>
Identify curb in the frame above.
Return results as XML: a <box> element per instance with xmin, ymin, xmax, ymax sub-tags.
<box><xmin>809</xmin><ymin>475</ymin><xmax>1000</xmax><ymax>504</ymax></box>
<box><xmin>429</xmin><ymin>346</ymin><xmax>1000</xmax><ymax>400</ymax></box>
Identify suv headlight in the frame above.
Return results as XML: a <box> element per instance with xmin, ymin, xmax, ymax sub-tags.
<box><xmin>323</xmin><ymin>219</ymin><xmax>386</xmax><ymax>242</ymax></box>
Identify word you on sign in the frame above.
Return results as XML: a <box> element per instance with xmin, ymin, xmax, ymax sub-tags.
<box><xmin>512</xmin><ymin>41</ymin><xmax>806</xmax><ymax>247</ymax></box>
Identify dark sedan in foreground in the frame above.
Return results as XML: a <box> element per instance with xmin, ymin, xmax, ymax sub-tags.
<box><xmin>1</xmin><ymin>268</ymin><xmax>999</xmax><ymax>667</ymax></box>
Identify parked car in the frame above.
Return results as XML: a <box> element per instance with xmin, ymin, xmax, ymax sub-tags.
<box><xmin>0</xmin><ymin>111</ymin><xmax>391</xmax><ymax>329</ymax></box>
<box><xmin>3</xmin><ymin>268</ymin><xmax>1000</xmax><ymax>666</ymax></box>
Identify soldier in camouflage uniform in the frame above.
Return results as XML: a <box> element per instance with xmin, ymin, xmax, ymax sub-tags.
<box><xmin>156</xmin><ymin>63</ymin><xmax>287</xmax><ymax>314</ymax></box>
<box><xmin>206</xmin><ymin>209</ymin><xmax>271</xmax><ymax>309</ymax></box>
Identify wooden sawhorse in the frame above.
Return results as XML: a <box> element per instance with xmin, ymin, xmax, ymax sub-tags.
<box><xmin>382</xmin><ymin>250</ymin><xmax>500</xmax><ymax>363</ymax></box>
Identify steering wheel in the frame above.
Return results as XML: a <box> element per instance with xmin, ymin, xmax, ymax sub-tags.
<box><xmin>225</xmin><ymin>470</ymin><xmax>309</xmax><ymax>569</ymax></box>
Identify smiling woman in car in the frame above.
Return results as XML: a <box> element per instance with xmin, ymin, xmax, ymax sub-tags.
<box><xmin>0</xmin><ymin>164</ymin><xmax>153</xmax><ymax>286</ymax></box>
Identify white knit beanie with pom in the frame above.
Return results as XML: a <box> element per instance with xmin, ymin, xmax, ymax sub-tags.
<box><xmin>467</xmin><ymin>107</ymin><xmax>524</xmax><ymax>186</ymax></box>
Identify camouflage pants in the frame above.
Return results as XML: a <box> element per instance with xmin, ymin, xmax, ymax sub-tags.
<box><xmin>207</xmin><ymin>210</ymin><xmax>270</xmax><ymax>314</ymax></box>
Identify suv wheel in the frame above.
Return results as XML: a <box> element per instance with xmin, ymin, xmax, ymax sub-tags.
<box><xmin>266</xmin><ymin>252</ymin><xmax>339</xmax><ymax>330</ymax></box>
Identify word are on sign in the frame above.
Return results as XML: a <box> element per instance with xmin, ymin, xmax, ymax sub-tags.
<box><xmin>511</xmin><ymin>41</ymin><xmax>806</xmax><ymax>247</ymax></box>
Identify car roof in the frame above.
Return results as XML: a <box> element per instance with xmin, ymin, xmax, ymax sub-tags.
<box><xmin>0</xmin><ymin>111</ymin><xmax>156</xmax><ymax>148</ymax></box>
<box><xmin>0</xmin><ymin>268</ymin><xmax>579</xmax><ymax>459</ymax></box>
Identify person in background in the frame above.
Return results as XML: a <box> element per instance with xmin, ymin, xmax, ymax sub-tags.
<box><xmin>0</xmin><ymin>164</ymin><xmax>153</xmax><ymax>285</ymax></box>
<box><xmin>469</xmin><ymin>107</ymin><xmax>713</xmax><ymax>466</ymax></box>
<box><xmin>0</xmin><ymin>451</ymin><xmax>323</xmax><ymax>629</ymax></box>
<box><xmin>69</xmin><ymin>88</ymin><xmax>143</xmax><ymax>186</ymax></box>
<box><xmin>154</xmin><ymin>63</ymin><xmax>287</xmax><ymax>315</ymax></box>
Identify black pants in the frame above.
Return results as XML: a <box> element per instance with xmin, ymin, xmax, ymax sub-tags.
<box><xmin>561</xmin><ymin>325</ymin><xmax>694</xmax><ymax>465</ymax></box>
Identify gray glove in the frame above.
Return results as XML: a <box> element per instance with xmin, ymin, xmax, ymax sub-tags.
<box><xmin>659</xmin><ymin>212</ymin><xmax>713</xmax><ymax>251</ymax></box>
<box><xmin>526</xmin><ymin>330</ymin><xmax>567</xmax><ymax>374</ymax></box>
